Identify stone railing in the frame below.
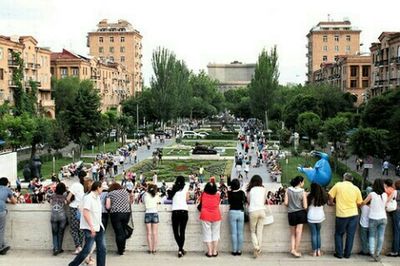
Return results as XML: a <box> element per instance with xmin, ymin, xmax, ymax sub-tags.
<box><xmin>5</xmin><ymin>205</ymin><xmax>394</xmax><ymax>253</ymax></box>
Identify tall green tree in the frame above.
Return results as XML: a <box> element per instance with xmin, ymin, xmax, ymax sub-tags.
<box><xmin>349</xmin><ymin>127</ymin><xmax>389</xmax><ymax>158</ymax></box>
<box><xmin>248</xmin><ymin>46</ymin><xmax>279</xmax><ymax>120</ymax></box>
<box><xmin>323</xmin><ymin>116</ymin><xmax>350</xmax><ymax>149</ymax></box>
<box><xmin>150</xmin><ymin>47</ymin><xmax>179</xmax><ymax>124</ymax></box>
<box><xmin>65</xmin><ymin>80</ymin><xmax>102</xmax><ymax>153</ymax></box>
<box><xmin>296</xmin><ymin>112</ymin><xmax>321</xmax><ymax>146</ymax></box>
<box><xmin>0</xmin><ymin>113</ymin><xmax>36</xmax><ymax>151</ymax></box>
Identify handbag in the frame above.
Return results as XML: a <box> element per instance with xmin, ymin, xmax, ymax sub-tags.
<box><xmin>386</xmin><ymin>191</ymin><xmax>397</xmax><ymax>212</ymax></box>
<box><xmin>124</xmin><ymin>203</ymin><xmax>134</xmax><ymax>239</ymax></box>
<box><xmin>263</xmin><ymin>203</ymin><xmax>274</xmax><ymax>225</ymax></box>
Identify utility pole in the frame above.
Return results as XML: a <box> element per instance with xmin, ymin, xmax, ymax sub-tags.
<box><xmin>136</xmin><ymin>104</ymin><xmax>139</xmax><ymax>137</ymax></box>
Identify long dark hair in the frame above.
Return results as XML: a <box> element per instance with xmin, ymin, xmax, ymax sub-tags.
<box><xmin>307</xmin><ymin>183</ymin><xmax>327</xmax><ymax>207</ymax></box>
<box><xmin>168</xmin><ymin>176</ymin><xmax>186</xmax><ymax>199</ymax></box>
<box><xmin>55</xmin><ymin>182</ymin><xmax>67</xmax><ymax>195</ymax></box>
<box><xmin>246</xmin><ymin>175</ymin><xmax>263</xmax><ymax>192</ymax></box>
<box><xmin>372</xmin><ymin>178</ymin><xmax>385</xmax><ymax>196</ymax></box>
<box><xmin>204</xmin><ymin>182</ymin><xmax>217</xmax><ymax>195</ymax></box>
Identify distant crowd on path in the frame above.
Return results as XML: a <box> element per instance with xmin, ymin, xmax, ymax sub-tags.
<box><xmin>235</xmin><ymin>129</ymin><xmax>283</xmax><ymax>184</ymax></box>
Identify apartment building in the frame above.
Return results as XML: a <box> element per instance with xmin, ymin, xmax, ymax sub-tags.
<box><xmin>306</xmin><ymin>20</ymin><xmax>361</xmax><ymax>82</ymax></box>
<box><xmin>369</xmin><ymin>32</ymin><xmax>400</xmax><ymax>97</ymax></box>
<box><xmin>87</xmin><ymin>19</ymin><xmax>142</xmax><ymax>96</ymax></box>
<box><xmin>0</xmin><ymin>35</ymin><xmax>54</xmax><ymax>118</ymax></box>
<box><xmin>313</xmin><ymin>54</ymin><xmax>371</xmax><ymax>105</ymax></box>
<box><xmin>51</xmin><ymin>49</ymin><xmax>131</xmax><ymax>112</ymax></box>
<box><xmin>207</xmin><ymin>61</ymin><xmax>255</xmax><ymax>92</ymax></box>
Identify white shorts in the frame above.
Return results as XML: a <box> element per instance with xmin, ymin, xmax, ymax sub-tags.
<box><xmin>201</xmin><ymin>221</ymin><xmax>221</xmax><ymax>242</ymax></box>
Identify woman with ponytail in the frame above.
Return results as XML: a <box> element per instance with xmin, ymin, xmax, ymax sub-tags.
<box><xmin>144</xmin><ymin>183</ymin><xmax>160</xmax><ymax>254</ymax></box>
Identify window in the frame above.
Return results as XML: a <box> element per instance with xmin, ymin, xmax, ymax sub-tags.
<box><xmin>362</xmin><ymin>80</ymin><xmax>369</xmax><ymax>88</ymax></box>
<box><xmin>121</xmin><ymin>56</ymin><xmax>125</xmax><ymax>62</ymax></box>
<box><xmin>120</xmin><ymin>46</ymin><xmax>125</xmax><ymax>53</ymax></box>
<box><xmin>323</xmin><ymin>35</ymin><xmax>327</xmax><ymax>42</ymax></box>
<box><xmin>323</xmin><ymin>56</ymin><xmax>327</xmax><ymax>62</ymax></box>
<box><xmin>350</xmin><ymin>66</ymin><xmax>358</xmax><ymax>77</ymax></box>
<box><xmin>346</xmin><ymin>35</ymin><xmax>351</xmax><ymax>41</ymax></box>
<box><xmin>110</xmin><ymin>37</ymin><xmax>114</xmax><ymax>42</ymax></box>
<box><xmin>0</xmin><ymin>47</ymin><xmax>3</xmax><ymax>60</ymax></box>
<box><xmin>109</xmin><ymin>56</ymin><xmax>114</xmax><ymax>62</ymax></box>
<box><xmin>350</xmin><ymin>80</ymin><xmax>357</xmax><ymax>88</ymax></box>
<box><xmin>99</xmin><ymin>37</ymin><xmax>103</xmax><ymax>43</ymax></box>
<box><xmin>61</xmin><ymin>67</ymin><xmax>68</xmax><ymax>78</ymax></box>
<box><xmin>335</xmin><ymin>46</ymin><xmax>339</xmax><ymax>52</ymax></box>
<box><xmin>121</xmin><ymin>37</ymin><xmax>125</xmax><ymax>42</ymax></box>
<box><xmin>362</xmin><ymin>66</ymin><xmax>369</xmax><ymax>77</ymax></box>
<box><xmin>323</xmin><ymin>46</ymin><xmax>328</xmax><ymax>52</ymax></box>
<box><xmin>72</xmin><ymin>68</ymin><xmax>79</xmax><ymax>77</ymax></box>
<box><xmin>334</xmin><ymin>55</ymin><xmax>339</xmax><ymax>61</ymax></box>
<box><xmin>345</xmin><ymin>46</ymin><xmax>351</xmax><ymax>53</ymax></box>
<box><xmin>334</xmin><ymin>35</ymin><xmax>339</xmax><ymax>42</ymax></box>
<box><xmin>99</xmin><ymin>47</ymin><xmax>104</xmax><ymax>53</ymax></box>
<box><xmin>0</xmin><ymin>68</ymin><xmax>3</xmax><ymax>80</ymax></box>
<box><xmin>109</xmin><ymin>47</ymin><xmax>114</xmax><ymax>53</ymax></box>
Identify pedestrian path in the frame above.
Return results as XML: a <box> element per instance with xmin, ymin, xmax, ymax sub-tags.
<box><xmin>1</xmin><ymin>250</ymin><xmax>397</xmax><ymax>266</ymax></box>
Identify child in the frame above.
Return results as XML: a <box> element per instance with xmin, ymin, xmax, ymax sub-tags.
<box><xmin>359</xmin><ymin>198</ymin><xmax>370</xmax><ymax>256</ymax></box>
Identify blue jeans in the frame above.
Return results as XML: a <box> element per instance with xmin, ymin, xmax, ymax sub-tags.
<box><xmin>334</xmin><ymin>215</ymin><xmax>358</xmax><ymax>257</ymax></box>
<box><xmin>391</xmin><ymin>210</ymin><xmax>400</xmax><ymax>253</ymax></box>
<box><xmin>51</xmin><ymin>217</ymin><xmax>67</xmax><ymax>252</ymax></box>
<box><xmin>308</xmin><ymin>222</ymin><xmax>321</xmax><ymax>251</ymax></box>
<box><xmin>229</xmin><ymin>210</ymin><xmax>244</xmax><ymax>252</ymax></box>
<box><xmin>68</xmin><ymin>228</ymin><xmax>106</xmax><ymax>266</ymax></box>
<box><xmin>359</xmin><ymin>226</ymin><xmax>369</xmax><ymax>254</ymax></box>
<box><xmin>369</xmin><ymin>218</ymin><xmax>387</xmax><ymax>256</ymax></box>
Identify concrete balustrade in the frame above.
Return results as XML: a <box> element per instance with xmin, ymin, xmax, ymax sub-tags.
<box><xmin>5</xmin><ymin>204</ymin><xmax>394</xmax><ymax>253</ymax></box>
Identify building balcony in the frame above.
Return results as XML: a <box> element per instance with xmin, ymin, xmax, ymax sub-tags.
<box><xmin>40</xmin><ymin>99</ymin><xmax>55</xmax><ymax>108</ymax></box>
<box><xmin>8</xmin><ymin>80</ymin><xmax>18</xmax><ymax>87</ymax></box>
<box><xmin>8</xmin><ymin>60</ymin><xmax>19</xmax><ymax>67</ymax></box>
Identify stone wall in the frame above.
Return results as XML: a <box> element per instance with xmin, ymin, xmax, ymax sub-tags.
<box><xmin>4</xmin><ymin>204</ymin><xmax>394</xmax><ymax>253</ymax></box>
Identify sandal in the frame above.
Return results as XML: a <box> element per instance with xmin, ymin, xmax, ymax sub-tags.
<box><xmin>84</xmin><ymin>257</ymin><xmax>95</xmax><ymax>265</ymax></box>
<box><xmin>212</xmin><ymin>252</ymin><xmax>218</xmax><ymax>257</ymax></box>
<box><xmin>205</xmin><ymin>252</ymin><xmax>213</xmax><ymax>258</ymax></box>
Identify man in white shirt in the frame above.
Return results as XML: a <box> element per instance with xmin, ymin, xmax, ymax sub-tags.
<box><xmin>69</xmin><ymin>181</ymin><xmax>106</xmax><ymax>266</ymax></box>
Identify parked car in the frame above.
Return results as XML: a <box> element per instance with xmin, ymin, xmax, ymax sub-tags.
<box><xmin>197</xmin><ymin>131</ymin><xmax>209</xmax><ymax>138</ymax></box>
<box><xmin>182</xmin><ymin>131</ymin><xmax>200</xmax><ymax>139</ymax></box>
<box><xmin>154</xmin><ymin>130</ymin><xmax>172</xmax><ymax>139</ymax></box>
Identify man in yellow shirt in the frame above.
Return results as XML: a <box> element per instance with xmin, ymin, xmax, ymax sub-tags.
<box><xmin>328</xmin><ymin>172</ymin><xmax>362</xmax><ymax>259</ymax></box>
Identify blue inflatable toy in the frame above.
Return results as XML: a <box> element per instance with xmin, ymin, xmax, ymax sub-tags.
<box><xmin>297</xmin><ymin>151</ymin><xmax>332</xmax><ymax>186</ymax></box>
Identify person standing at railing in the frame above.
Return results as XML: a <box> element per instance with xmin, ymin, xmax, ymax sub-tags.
<box><xmin>0</xmin><ymin>177</ymin><xmax>17</xmax><ymax>255</ymax></box>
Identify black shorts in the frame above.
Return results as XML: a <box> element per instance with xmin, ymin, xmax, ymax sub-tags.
<box><xmin>288</xmin><ymin>210</ymin><xmax>307</xmax><ymax>226</ymax></box>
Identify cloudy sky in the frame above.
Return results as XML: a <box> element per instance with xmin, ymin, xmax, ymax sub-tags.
<box><xmin>1</xmin><ymin>0</ymin><xmax>399</xmax><ymax>85</ymax></box>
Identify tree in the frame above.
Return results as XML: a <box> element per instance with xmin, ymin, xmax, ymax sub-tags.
<box><xmin>296</xmin><ymin>112</ymin><xmax>321</xmax><ymax>146</ymax></box>
<box><xmin>248</xmin><ymin>46</ymin><xmax>279</xmax><ymax>120</ymax></box>
<box><xmin>150</xmin><ymin>47</ymin><xmax>179</xmax><ymax>124</ymax></box>
<box><xmin>52</xmin><ymin>76</ymin><xmax>79</xmax><ymax>118</ymax></box>
<box><xmin>175</xmin><ymin>61</ymin><xmax>192</xmax><ymax>118</ymax></box>
<box><xmin>65</xmin><ymin>80</ymin><xmax>102</xmax><ymax>154</ymax></box>
<box><xmin>30</xmin><ymin>117</ymin><xmax>54</xmax><ymax>157</ymax></box>
<box><xmin>0</xmin><ymin>113</ymin><xmax>36</xmax><ymax>151</ymax></box>
<box><xmin>284</xmin><ymin>95</ymin><xmax>320</xmax><ymax>129</ymax></box>
<box><xmin>323</xmin><ymin>116</ymin><xmax>350</xmax><ymax>149</ymax></box>
<box><xmin>349</xmin><ymin>127</ymin><xmax>389</xmax><ymax>158</ymax></box>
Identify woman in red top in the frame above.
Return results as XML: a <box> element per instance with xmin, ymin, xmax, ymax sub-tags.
<box><xmin>199</xmin><ymin>179</ymin><xmax>221</xmax><ymax>257</ymax></box>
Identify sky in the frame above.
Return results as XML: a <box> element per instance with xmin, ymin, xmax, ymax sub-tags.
<box><xmin>1</xmin><ymin>0</ymin><xmax>400</xmax><ymax>86</ymax></box>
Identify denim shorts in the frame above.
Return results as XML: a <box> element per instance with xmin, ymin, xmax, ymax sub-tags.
<box><xmin>144</xmin><ymin>213</ymin><xmax>159</xmax><ymax>224</ymax></box>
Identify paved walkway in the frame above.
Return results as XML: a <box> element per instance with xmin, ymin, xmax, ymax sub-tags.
<box><xmin>0</xmin><ymin>250</ymin><xmax>398</xmax><ymax>266</ymax></box>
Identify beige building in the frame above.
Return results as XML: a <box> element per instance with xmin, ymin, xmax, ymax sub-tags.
<box><xmin>51</xmin><ymin>49</ymin><xmax>131</xmax><ymax>112</ymax></box>
<box><xmin>87</xmin><ymin>19</ymin><xmax>142</xmax><ymax>96</ymax></box>
<box><xmin>313</xmin><ymin>54</ymin><xmax>371</xmax><ymax>105</ymax></box>
<box><xmin>207</xmin><ymin>61</ymin><xmax>255</xmax><ymax>92</ymax></box>
<box><xmin>306</xmin><ymin>20</ymin><xmax>361</xmax><ymax>82</ymax></box>
<box><xmin>369</xmin><ymin>32</ymin><xmax>400</xmax><ymax>98</ymax></box>
<box><xmin>0</xmin><ymin>35</ymin><xmax>54</xmax><ymax>118</ymax></box>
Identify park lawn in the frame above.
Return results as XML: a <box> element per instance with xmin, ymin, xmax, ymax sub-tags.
<box><xmin>82</xmin><ymin>141</ymin><xmax>122</xmax><ymax>154</ymax></box>
<box><xmin>163</xmin><ymin>147</ymin><xmax>192</xmax><ymax>157</ymax></box>
<box><xmin>18</xmin><ymin>157</ymin><xmax>93</xmax><ymax>180</ymax></box>
<box><xmin>123</xmin><ymin>159</ymin><xmax>233</xmax><ymax>182</ymax></box>
<box><xmin>180</xmin><ymin>139</ymin><xmax>237</xmax><ymax>148</ymax></box>
<box><xmin>280</xmin><ymin>156</ymin><xmax>344</xmax><ymax>190</ymax></box>
<box><xmin>219</xmin><ymin>148</ymin><xmax>236</xmax><ymax>156</ymax></box>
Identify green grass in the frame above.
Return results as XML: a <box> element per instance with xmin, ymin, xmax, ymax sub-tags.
<box><xmin>162</xmin><ymin>147</ymin><xmax>236</xmax><ymax>157</ymax></box>
<box><xmin>18</xmin><ymin>157</ymin><xmax>93</xmax><ymax>180</ymax></box>
<box><xmin>124</xmin><ymin>159</ymin><xmax>233</xmax><ymax>182</ymax></box>
<box><xmin>82</xmin><ymin>142</ymin><xmax>122</xmax><ymax>154</ymax></box>
<box><xmin>180</xmin><ymin>140</ymin><xmax>237</xmax><ymax>148</ymax></box>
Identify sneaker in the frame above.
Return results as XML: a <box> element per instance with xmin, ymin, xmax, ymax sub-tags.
<box><xmin>333</xmin><ymin>253</ymin><xmax>343</xmax><ymax>259</ymax></box>
<box><xmin>253</xmin><ymin>249</ymin><xmax>259</xmax><ymax>258</ymax></box>
<box><xmin>372</xmin><ymin>255</ymin><xmax>381</xmax><ymax>262</ymax></box>
<box><xmin>386</xmin><ymin>252</ymin><xmax>398</xmax><ymax>257</ymax></box>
